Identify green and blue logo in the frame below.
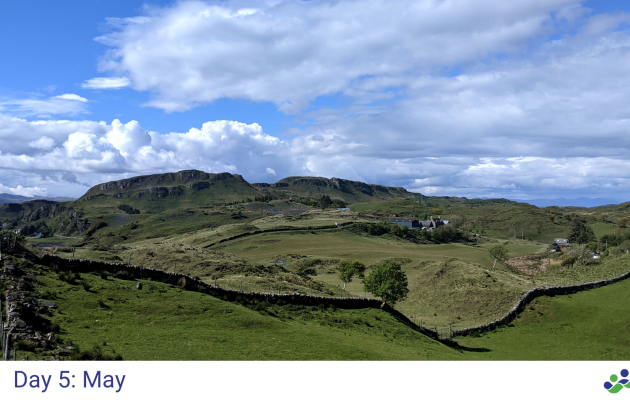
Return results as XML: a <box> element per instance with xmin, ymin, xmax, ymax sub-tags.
<box><xmin>604</xmin><ymin>369</ymin><xmax>630</xmax><ymax>394</ymax></box>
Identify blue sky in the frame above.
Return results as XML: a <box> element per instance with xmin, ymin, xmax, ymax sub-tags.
<box><xmin>1</xmin><ymin>0</ymin><xmax>630</xmax><ymax>203</ymax></box>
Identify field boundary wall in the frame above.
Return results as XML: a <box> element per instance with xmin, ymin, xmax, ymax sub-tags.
<box><xmin>453</xmin><ymin>268</ymin><xmax>630</xmax><ymax>337</ymax></box>
<box><xmin>38</xmin><ymin>253</ymin><xmax>439</xmax><ymax>340</ymax></box>
<box><xmin>203</xmin><ymin>222</ymin><xmax>355</xmax><ymax>248</ymax></box>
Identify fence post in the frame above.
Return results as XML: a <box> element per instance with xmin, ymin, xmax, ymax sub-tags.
<box><xmin>3</xmin><ymin>332</ymin><xmax>10</xmax><ymax>362</ymax></box>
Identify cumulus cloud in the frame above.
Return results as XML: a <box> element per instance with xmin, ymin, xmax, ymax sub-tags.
<box><xmin>93</xmin><ymin>0</ymin><xmax>579</xmax><ymax>112</ymax></box>
<box><xmin>3</xmin><ymin>1</ymin><xmax>630</xmax><ymax>202</ymax></box>
<box><xmin>0</xmin><ymin>115</ymin><xmax>287</xmax><ymax>196</ymax></box>
<box><xmin>28</xmin><ymin>136</ymin><xmax>55</xmax><ymax>150</ymax></box>
<box><xmin>82</xmin><ymin>77</ymin><xmax>131</xmax><ymax>89</ymax></box>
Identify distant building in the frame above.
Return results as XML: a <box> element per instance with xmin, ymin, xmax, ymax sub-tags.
<box><xmin>419</xmin><ymin>216</ymin><xmax>444</xmax><ymax>230</ymax></box>
<box><xmin>554</xmin><ymin>238</ymin><xmax>569</xmax><ymax>245</ymax></box>
<box><xmin>387</xmin><ymin>219</ymin><xmax>420</xmax><ymax>229</ymax></box>
<box><xmin>337</xmin><ymin>208</ymin><xmax>351</xmax><ymax>211</ymax></box>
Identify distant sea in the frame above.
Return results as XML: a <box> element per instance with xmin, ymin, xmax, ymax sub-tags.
<box><xmin>513</xmin><ymin>197</ymin><xmax>622</xmax><ymax>208</ymax></box>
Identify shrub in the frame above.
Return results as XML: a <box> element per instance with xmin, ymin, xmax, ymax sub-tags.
<box><xmin>81</xmin><ymin>281</ymin><xmax>91</xmax><ymax>291</ymax></box>
<box><xmin>115</xmin><ymin>270</ymin><xmax>133</xmax><ymax>280</ymax></box>
<box><xmin>14</xmin><ymin>340</ymin><xmax>37</xmax><ymax>352</ymax></box>
<box><xmin>117</xmin><ymin>204</ymin><xmax>140</xmax><ymax>214</ymax></box>
<box><xmin>58</xmin><ymin>271</ymin><xmax>78</xmax><ymax>285</ymax></box>
<box><xmin>100</xmin><ymin>271</ymin><xmax>109</xmax><ymax>280</ymax></box>
<box><xmin>97</xmin><ymin>299</ymin><xmax>109</xmax><ymax>309</ymax></box>
<box><xmin>73</xmin><ymin>345</ymin><xmax>123</xmax><ymax>361</ymax></box>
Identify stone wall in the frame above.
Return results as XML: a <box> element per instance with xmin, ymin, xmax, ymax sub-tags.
<box><xmin>203</xmin><ymin>222</ymin><xmax>354</xmax><ymax>248</ymax></box>
<box><xmin>43</xmin><ymin>253</ymin><xmax>630</xmax><ymax>341</ymax></box>
<box><xmin>38</xmin><ymin>253</ymin><xmax>438</xmax><ymax>340</ymax></box>
<box><xmin>453</xmin><ymin>269</ymin><xmax>630</xmax><ymax>337</ymax></box>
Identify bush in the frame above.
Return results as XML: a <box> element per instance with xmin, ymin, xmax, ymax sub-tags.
<box><xmin>14</xmin><ymin>340</ymin><xmax>37</xmax><ymax>352</ymax></box>
<box><xmin>73</xmin><ymin>345</ymin><xmax>123</xmax><ymax>361</ymax></box>
<box><xmin>114</xmin><ymin>270</ymin><xmax>134</xmax><ymax>280</ymax></box>
<box><xmin>100</xmin><ymin>271</ymin><xmax>109</xmax><ymax>280</ymax></box>
<box><xmin>118</xmin><ymin>204</ymin><xmax>140</xmax><ymax>214</ymax></box>
<box><xmin>81</xmin><ymin>281</ymin><xmax>91</xmax><ymax>291</ymax></box>
<box><xmin>58</xmin><ymin>271</ymin><xmax>78</xmax><ymax>285</ymax></box>
<box><xmin>97</xmin><ymin>299</ymin><xmax>109</xmax><ymax>309</ymax></box>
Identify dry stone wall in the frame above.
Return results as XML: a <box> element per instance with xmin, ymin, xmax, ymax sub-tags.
<box><xmin>38</xmin><ymin>253</ymin><xmax>439</xmax><ymax>340</ymax></box>
<box><xmin>453</xmin><ymin>269</ymin><xmax>630</xmax><ymax>337</ymax></box>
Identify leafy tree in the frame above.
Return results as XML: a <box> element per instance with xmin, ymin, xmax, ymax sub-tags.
<box><xmin>568</xmin><ymin>219</ymin><xmax>596</xmax><ymax>244</ymax></box>
<box><xmin>488</xmin><ymin>245</ymin><xmax>508</xmax><ymax>270</ymax></box>
<box><xmin>336</xmin><ymin>260</ymin><xmax>366</xmax><ymax>289</ymax></box>
<box><xmin>585</xmin><ymin>241</ymin><xmax>599</xmax><ymax>252</ymax></box>
<box><xmin>362</xmin><ymin>262</ymin><xmax>409</xmax><ymax>305</ymax></box>
<box><xmin>566</xmin><ymin>245</ymin><xmax>594</xmax><ymax>267</ymax></box>
<box><xmin>318</xmin><ymin>195</ymin><xmax>332</xmax><ymax>209</ymax></box>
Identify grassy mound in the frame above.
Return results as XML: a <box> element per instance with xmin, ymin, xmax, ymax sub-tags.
<box><xmin>458</xmin><ymin>275</ymin><xmax>630</xmax><ymax>360</ymax></box>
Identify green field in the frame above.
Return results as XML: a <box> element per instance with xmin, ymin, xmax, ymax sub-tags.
<box><xmin>460</xmin><ymin>275</ymin><xmax>630</xmax><ymax>360</ymax></box>
<box><xmin>5</xmin><ymin>171</ymin><xmax>630</xmax><ymax>360</ymax></box>
<box><xmin>8</xmin><ymin>253</ymin><xmax>630</xmax><ymax>361</ymax></box>
<box><xmin>27</xmin><ymin>266</ymin><xmax>463</xmax><ymax>360</ymax></box>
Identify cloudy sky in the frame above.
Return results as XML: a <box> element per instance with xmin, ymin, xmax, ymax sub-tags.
<box><xmin>1</xmin><ymin>0</ymin><xmax>629</xmax><ymax>203</ymax></box>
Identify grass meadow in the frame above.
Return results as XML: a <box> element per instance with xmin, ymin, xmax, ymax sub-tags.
<box><xmin>459</xmin><ymin>275</ymin><xmax>630</xmax><ymax>360</ymax></box>
<box><xmin>32</xmin><ymin>269</ymin><xmax>464</xmax><ymax>361</ymax></box>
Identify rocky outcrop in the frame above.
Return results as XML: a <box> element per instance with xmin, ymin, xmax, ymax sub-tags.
<box><xmin>1</xmin><ymin>260</ymin><xmax>58</xmax><ymax>350</ymax></box>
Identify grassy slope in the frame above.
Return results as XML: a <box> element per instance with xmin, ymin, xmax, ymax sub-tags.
<box><xmin>458</xmin><ymin>275</ymin><xmax>630</xmax><ymax>360</ymax></box>
<box><xmin>36</xmin><ymin>270</ymin><xmax>463</xmax><ymax>360</ymax></box>
<box><xmin>21</xmin><ymin>255</ymin><xmax>630</xmax><ymax>360</ymax></box>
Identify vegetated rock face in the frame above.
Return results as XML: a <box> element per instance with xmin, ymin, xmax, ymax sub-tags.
<box><xmin>258</xmin><ymin>176</ymin><xmax>413</xmax><ymax>203</ymax></box>
<box><xmin>84</xmin><ymin>170</ymin><xmax>249</xmax><ymax>196</ymax></box>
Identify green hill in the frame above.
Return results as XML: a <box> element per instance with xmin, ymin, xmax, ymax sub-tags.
<box><xmin>254</xmin><ymin>176</ymin><xmax>416</xmax><ymax>204</ymax></box>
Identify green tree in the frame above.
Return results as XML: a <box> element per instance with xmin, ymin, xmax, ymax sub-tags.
<box><xmin>568</xmin><ymin>219</ymin><xmax>596</xmax><ymax>244</ymax></box>
<box><xmin>336</xmin><ymin>260</ymin><xmax>366</xmax><ymax>289</ymax></box>
<box><xmin>362</xmin><ymin>262</ymin><xmax>409</xmax><ymax>305</ymax></box>
<box><xmin>488</xmin><ymin>245</ymin><xmax>508</xmax><ymax>270</ymax></box>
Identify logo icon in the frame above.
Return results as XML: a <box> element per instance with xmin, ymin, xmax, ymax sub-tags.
<box><xmin>604</xmin><ymin>369</ymin><xmax>630</xmax><ymax>394</ymax></box>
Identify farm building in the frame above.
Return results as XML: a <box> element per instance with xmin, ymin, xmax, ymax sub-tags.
<box><xmin>387</xmin><ymin>219</ymin><xmax>420</xmax><ymax>229</ymax></box>
<box><xmin>420</xmin><ymin>217</ymin><xmax>445</xmax><ymax>230</ymax></box>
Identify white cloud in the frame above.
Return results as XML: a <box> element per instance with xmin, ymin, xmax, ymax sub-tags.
<box><xmin>0</xmin><ymin>95</ymin><xmax>89</xmax><ymax>118</ymax></box>
<box><xmin>82</xmin><ymin>77</ymin><xmax>131</xmax><ymax>89</ymax></box>
<box><xmin>28</xmin><ymin>136</ymin><xmax>55</xmax><ymax>150</ymax></box>
<box><xmin>0</xmin><ymin>183</ymin><xmax>47</xmax><ymax>197</ymax></box>
<box><xmin>3</xmin><ymin>2</ymin><xmax>630</xmax><ymax>202</ymax></box>
<box><xmin>52</xmin><ymin>94</ymin><xmax>88</xmax><ymax>103</ymax></box>
<box><xmin>93</xmin><ymin>0</ymin><xmax>579</xmax><ymax>112</ymax></box>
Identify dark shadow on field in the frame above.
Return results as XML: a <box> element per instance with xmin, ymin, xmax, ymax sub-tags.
<box><xmin>440</xmin><ymin>339</ymin><xmax>492</xmax><ymax>353</ymax></box>
<box><xmin>384</xmin><ymin>305</ymin><xmax>492</xmax><ymax>353</ymax></box>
